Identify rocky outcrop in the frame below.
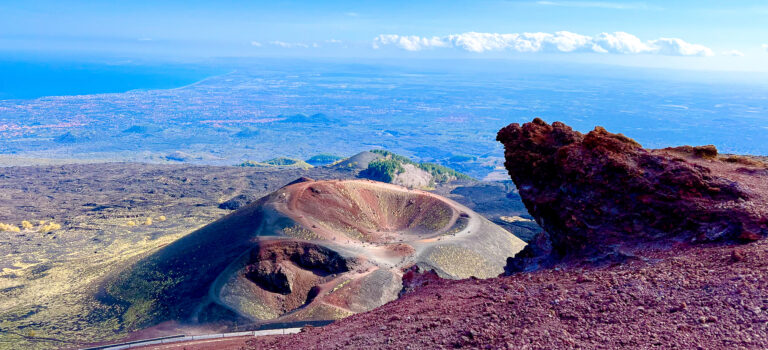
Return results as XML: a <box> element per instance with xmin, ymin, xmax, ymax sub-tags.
<box><xmin>496</xmin><ymin>118</ymin><xmax>768</xmax><ymax>267</ymax></box>
<box><xmin>399</xmin><ymin>266</ymin><xmax>442</xmax><ymax>297</ymax></box>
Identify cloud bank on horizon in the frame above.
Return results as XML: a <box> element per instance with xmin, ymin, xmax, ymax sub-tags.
<box><xmin>373</xmin><ymin>31</ymin><xmax>714</xmax><ymax>57</ymax></box>
<box><xmin>535</xmin><ymin>1</ymin><xmax>652</xmax><ymax>10</ymax></box>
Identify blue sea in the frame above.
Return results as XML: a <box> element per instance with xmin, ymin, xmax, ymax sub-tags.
<box><xmin>0</xmin><ymin>59</ymin><xmax>223</xmax><ymax>100</ymax></box>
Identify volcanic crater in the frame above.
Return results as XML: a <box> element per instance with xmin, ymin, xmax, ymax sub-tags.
<box><xmin>106</xmin><ymin>178</ymin><xmax>526</xmax><ymax>329</ymax></box>
<box><xmin>285</xmin><ymin>180</ymin><xmax>458</xmax><ymax>243</ymax></box>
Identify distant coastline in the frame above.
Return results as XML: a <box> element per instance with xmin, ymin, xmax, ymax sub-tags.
<box><xmin>0</xmin><ymin>59</ymin><xmax>225</xmax><ymax>100</ymax></box>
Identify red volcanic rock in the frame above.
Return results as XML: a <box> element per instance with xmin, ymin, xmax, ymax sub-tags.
<box><xmin>242</xmin><ymin>241</ymin><xmax>355</xmax><ymax>312</ymax></box>
<box><xmin>496</xmin><ymin>118</ymin><xmax>768</xmax><ymax>265</ymax></box>
<box><xmin>399</xmin><ymin>266</ymin><xmax>442</xmax><ymax>297</ymax></box>
<box><xmin>242</xmin><ymin>239</ymin><xmax>768</xmax><ymax>349</ymax></box>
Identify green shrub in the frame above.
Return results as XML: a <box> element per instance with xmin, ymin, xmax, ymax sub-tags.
<box><xmin>263</xmin><ymin>157</ymin><xmax>303</xmax><ymax>166</ymax></box>
<box><xmin>238</xmin><ymin>157</ymin><xmax>312</xmax><ymax>169</ymax></box>
<box><xmin>363</xmin><ymin>158</ymin><xmax>406</xmax><ymax>182</ymax></box>
<box><xmin>370</xmin><ymin>149</ymin><xmax>416</xmax><ymax>165</ymax></box>
<box><xmin>365</xmin><ymin>150</ymin><xmax>473</xmax><ymax>183</ymax></box>
<box><xmin>418</xmin><ymin>162</ymin><xmax>472</xmax><ymax>182</ymax></box>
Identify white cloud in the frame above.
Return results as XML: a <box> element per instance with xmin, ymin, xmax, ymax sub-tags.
<box><xmin>650</xmin><ymin>37</ymin><xmax>714</xmax><ymax>56</ymax></box>
<box><xmin>721</xmin><ymin>50</ymin><xmax>745</xmax><ymax>57</ymax></box>
<box><xmin>250</xmin><ymin>41</ymin><xmax>262</xmax><ymax>47</ymax></box>
<box><xmin>536</xmin><ymin>1</ymin><xmax>650</xmax><ymax>10</ymax></box>
<box><xmin>269</xmin><ymin>41</ymin><xmax>311</xmax><ymax>48</ymax></box>
<box><xmin>592</xmin><ymin>32</ymin><xmax>653</xmax><ymax>54</ymax></box>
<box><xmin>326</xmin><ymin>39</ymin><xmax>343</xmax><ymax>44</ymax></box>
<box><xmin>373</xmin><ymin>31</ymin><xmax>714</xmax><ymax>56</ymax></box>
<box><xmin>345</xmin><ymin>12</ymin><xmax>359</xmax><ymax>17</ymax></box>
<box><xmin>763</xmin><ymin>44</ymin><xmax>768</xmax><ymax>52</ymax></box>
<box><xmin>372</xmin><ymin>34</ymin><xmax>451</xmax><ymax>51</ymax></box>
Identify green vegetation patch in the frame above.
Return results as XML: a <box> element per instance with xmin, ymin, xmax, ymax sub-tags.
<box><xmin>238</xmin><ymin>157</ymin><xmax>313</xmax><ymax>169</ymax></box>
<box><xmin>370</xmin><ymin>149</ymin><xmax>415</xmax><ymax>165</ymax></box>
<box><xmin>364</xmin><ymin>150</ymin><xmax>472</xmax><ymax>183</ymax></box>
<box><xmin>418</xmin><ymin>162</ymin><xmax>472</xmax><ymax>182</ymax></box>
<box><xmin>363</xmin><ymin>158</ymin><xmax>405</xmax><ymax>182</ymax></box>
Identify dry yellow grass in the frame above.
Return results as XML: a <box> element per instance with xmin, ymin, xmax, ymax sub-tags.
<box><xmin>21</xmin><ymin>220</ymin><xmax>34</xmax><ymax>230</ymax></box>
<box><xmin>0</xmin><ymin>222</ymin><xmax>21</xmax><ymax>232</ymax></box>
<box><xmin>0</xmin><ymin>233</ymin><xmax>188</xmax><ymax>350</ymax></box>
<box><xmin>38</xmin><ymin>222</ymin><xmax>62</xmax><ymax>234</ymax></box>
<box><xmin>157</xmin><ymin>215</ymin><xmax>167</xmax><ymax>222</ymax></box>
<box><xmin>144</xmin><ymin>217</ymin><xmax>153</xmax><ymax>226</ymax></box>
<box><xmin>126</xmin><ymin>220</ymin><xmax>137</xmax><ymax>227</ymax></box>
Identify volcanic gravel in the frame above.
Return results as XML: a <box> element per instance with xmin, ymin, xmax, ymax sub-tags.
<box><xmin>243</xmin><ymin>239</ymin><xmax>768</xmax><ymax>349</ymax></box>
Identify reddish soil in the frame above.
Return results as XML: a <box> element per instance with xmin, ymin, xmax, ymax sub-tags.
<box><xmin>240</xmin><ymin>239</ymin><xmax>768</xmax><ymax>349</ymax></box>
<box><xmin>117</xmin><ymin>122</ymin><xmax>768</xmax><ymax>349</ymax></box>
<box><xmin>284</xmin><ymin>179</ymin><xmax>458</xmax><ymax>243</ymax></box>
<box><xmin>132</xmin><ymin>174</ymin><xmax>768</xmax><ymax>349</ymax></box>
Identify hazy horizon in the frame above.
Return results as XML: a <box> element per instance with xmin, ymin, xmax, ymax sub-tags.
<box><xmin>2</xmin><ymin>0</ymin><xmax>767</xmax><ymax>74</ymax></box>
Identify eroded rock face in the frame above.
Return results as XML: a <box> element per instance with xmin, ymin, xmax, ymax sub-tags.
<box><xmin>243</xmin><ymin>241</ymin><xmax>352</xmax><ymax>296</ymax></box>
<box><xmin>497</xmin><ymin>118</ymin><xmax>768</xmax><ymax>266</ymax></box>
<box><xmin>233</xmin><ymin>241</ymin><xmax>357</xmax><ymax>316</ymax></box>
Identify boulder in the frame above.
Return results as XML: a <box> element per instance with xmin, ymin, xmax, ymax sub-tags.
<box><xmin>497</xmin><ymin>118</ymin><xmax>768</xmax><ymax>267</ymax></box>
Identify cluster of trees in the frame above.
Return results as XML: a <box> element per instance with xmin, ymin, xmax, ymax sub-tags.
<box><xmin>365</xmin><ymin>149</ymin><xmax>472</xmax><ymax>183</ymax></box>
<box><xmin>363</xmin><ymin>158</ymin><xmax>406</xmax><ymax>182</ymax></box>
<box><xmin>417</xmin><ymin>162</ymin><xmax>472</xmax><ymax>182</ymax></box>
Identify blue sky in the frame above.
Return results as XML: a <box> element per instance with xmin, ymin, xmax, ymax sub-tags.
<box><xmin>1</xmin><ymin>0</ymin><xmax>767</xmax><ymax>71</ymax></box>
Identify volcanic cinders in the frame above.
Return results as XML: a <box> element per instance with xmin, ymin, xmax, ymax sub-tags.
<box><xmin>106</xmin><ymin>178</ymin><xmax>526</xmax><ymax>327</ymax></box>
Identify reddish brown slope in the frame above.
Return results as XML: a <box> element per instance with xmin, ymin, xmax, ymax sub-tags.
<box><xmin>152</xmin><ymin>120</ymin><xmax>768</xmax><ymax>349</ymax></box>
<box><xmin>146</xmin><ymin>238</ymin><xmax>768</xmax><ymax>349</ymax></box>
<box><xmin>243</xmin><ymin>120</ymin><xmax>768</xmax><ymax>349</ymax></box>
<box><xmin>245</xmin><ymin>239</ymin><xmax>768</xmax><ymax>349</ymax></box>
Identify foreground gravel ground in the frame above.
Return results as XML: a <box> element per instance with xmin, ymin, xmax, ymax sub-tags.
<box><xmin>242</xmin><ymin>239</ymin><xmax>768</xmax><ymax>349</ymax></box>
